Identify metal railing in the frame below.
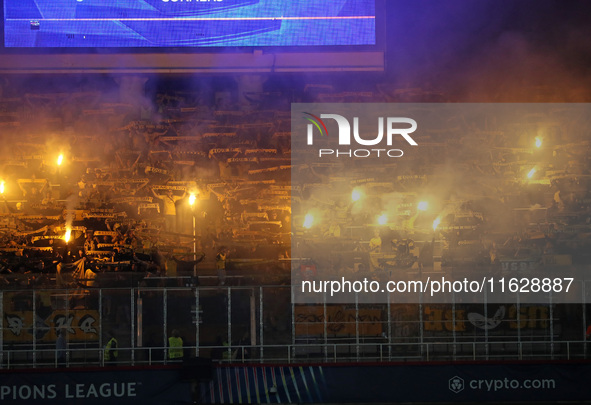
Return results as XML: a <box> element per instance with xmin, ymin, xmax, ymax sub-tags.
<box><xmin>1</xmin><ymin>284</ymin><xmax>589</xmax><ymax>372</ymax></box>
<box><xmin>1</xmin><ymin>340</ymin><xmax>588</xmax><ymax>369</ymax></box>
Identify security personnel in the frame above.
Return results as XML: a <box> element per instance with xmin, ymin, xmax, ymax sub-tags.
<box><xmin>105</xmin><ymin>333</ymin><xmax>118</xmax><ymax>365</ymax></box>
<box><xmin>168</xmin><ymin>329</ymin><xmax>183</xmax><ymax>360</ymax></box>
<box><xmin>222</xmin><ymin>340</ymin><xmax>232</xmax><ymax>361</ymax></box>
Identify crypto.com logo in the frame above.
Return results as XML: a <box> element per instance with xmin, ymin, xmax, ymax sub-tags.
<box><xmin>449</xmin><ymin>376</ymin><xmax>465</xmax><ymax>394</ymax></box>
<box><xmin>303</xmin><ymin>112</ymin><xmax>418</xmax><ymax>158</ymax></box>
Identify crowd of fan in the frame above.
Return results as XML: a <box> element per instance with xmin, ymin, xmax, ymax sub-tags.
<box><xmin>0</xmin><ymin>89</ymin><xmax>293</xmax><ymax>289</ymax></box>
<box><xmin>2</xmin><ymin>84</ymin><xmax>591</xmax><ymax>290</ymax></box>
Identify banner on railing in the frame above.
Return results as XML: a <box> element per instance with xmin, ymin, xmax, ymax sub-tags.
<box><xmin>201</xmin><ymin>363</ymin><xmax>591</xmax><ymax>404</ymax></box>
<box><xmin>3</xmin><ymin>303</ymin><xmax>100</xmax><ymax>343</ymax></box>
<box><xmin>294</xmin><ymin>305</ymin><xmax>383</xmax><ymax>336</ymax></box>
<box><xmin>293</xmin><ymin>303</ymin><xmax>552</xmax><ymax>337</ymax></box>
<box><xmin>423</xmin><ymin>304</ymin><xmax>551</xmax><ymax>333</ymax></box>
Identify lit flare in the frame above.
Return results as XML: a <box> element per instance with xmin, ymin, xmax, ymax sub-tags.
<box><xmin>303</xmin><ymin>214</ymin><xmax>314</xmax><ymax>229</ymax></box>
<box><xmin>526</xmin><ymin>168</ymin><xmax>536</xmax><ymax>179</ymax></box>
<box><xmin>432</xmin><ymin>217</ymin><xmax>441</xmax><ymax>231</ymax></box>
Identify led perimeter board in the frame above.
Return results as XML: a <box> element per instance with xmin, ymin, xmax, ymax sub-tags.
<box><xmin>0</xmin><ymin>0</ymin><xmax>384</xmax><ymax>73</ymax></box>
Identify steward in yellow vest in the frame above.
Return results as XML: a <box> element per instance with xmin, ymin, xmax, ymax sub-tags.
<box><xmin>168</xmin><ymin>329</ymin><xmax>183</xmax><ymax>360</ymax></box>
<box><xmin>105</xmin><ymin>335</ymin><xmax>118</xmax><ymax>365</ymax></box>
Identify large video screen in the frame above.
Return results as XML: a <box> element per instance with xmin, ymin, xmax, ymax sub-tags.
<box><xmin>3</xmin><ymin>0</ymin><xmax>376</xmax><ymax>48</ymax></box>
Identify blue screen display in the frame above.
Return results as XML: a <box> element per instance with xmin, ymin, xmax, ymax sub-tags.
<box><xmin>3</xmin><ymin>0</ymin><xmax>376</xmax><ymax>47</ymax></box>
